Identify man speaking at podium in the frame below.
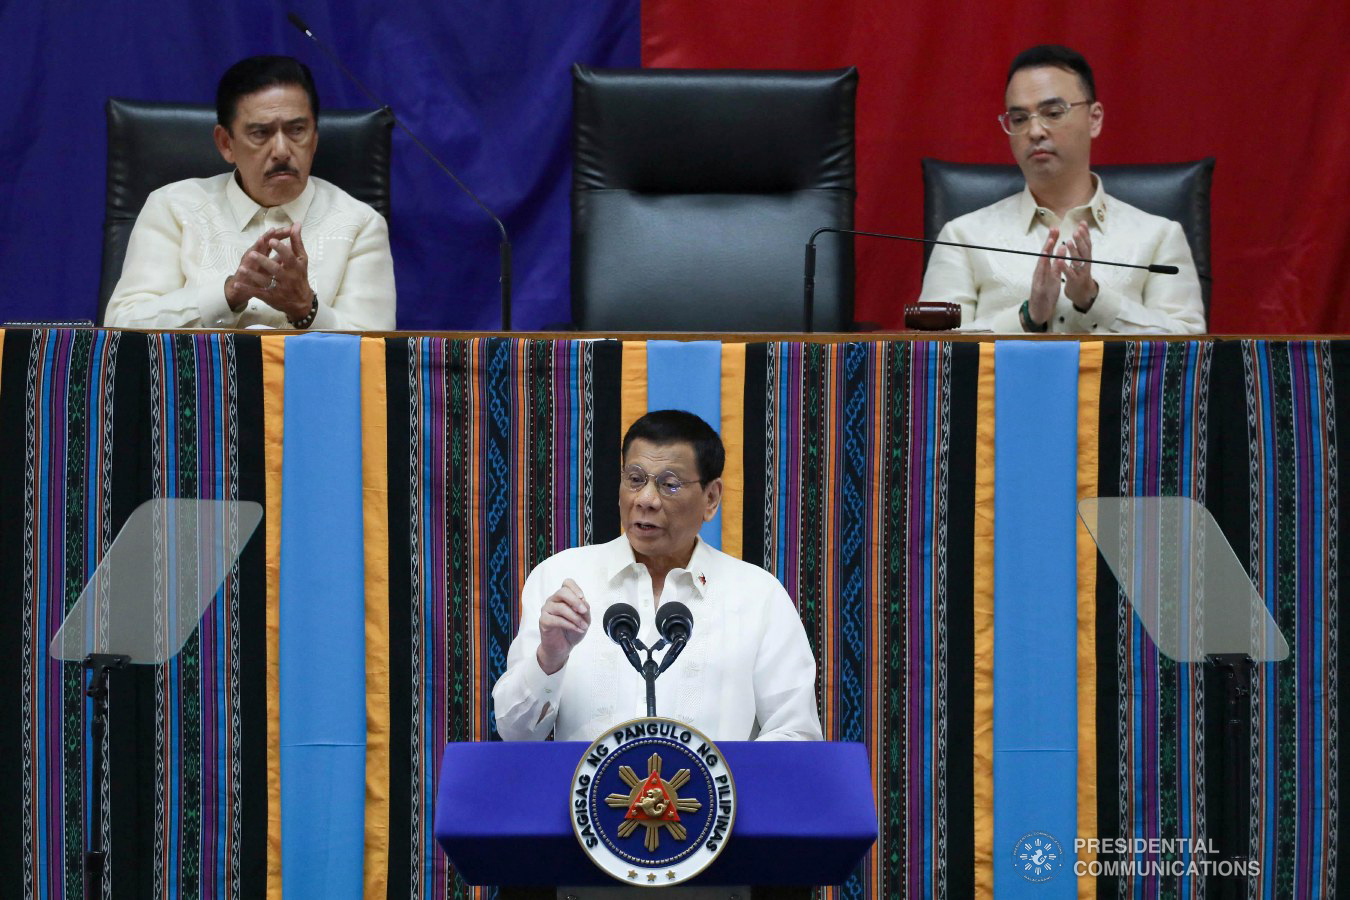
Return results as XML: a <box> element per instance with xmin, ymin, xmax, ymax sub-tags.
<box><xmin>104</xmin><ymin>55</ymin><xmax>396</xmax><ymax>330</ymax></box>
<box><xmin>493</xmin><ymin>410</ymin><xmax>823</xmax><ymax>743</ymax></box>
<box><xmin>918</xmin><ymin>44</ymin><xmax>1205</xmax><ymax>334</ymax></box>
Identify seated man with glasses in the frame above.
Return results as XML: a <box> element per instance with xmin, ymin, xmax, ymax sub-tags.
<box><xmin>494</xmin><ymin>409</ymin><xmax>823</xmax><ymax>742</ymax></box>
<box><xmin>918</xmin><ymin>44</ymin><xmax>1205</xmax><ymax>333</ymax></box>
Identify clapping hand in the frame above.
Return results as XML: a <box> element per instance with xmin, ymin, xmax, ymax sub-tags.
<box><xmin>225</xmin><ymin>222</ymin><xmax>312</xmax><ymax>320</ymax></box>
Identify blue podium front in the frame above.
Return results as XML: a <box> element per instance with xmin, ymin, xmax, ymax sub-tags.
<box><xmin>435</xmin><ymin>742</ymin><xmax>878</xmax><ymax>887</ymax></box>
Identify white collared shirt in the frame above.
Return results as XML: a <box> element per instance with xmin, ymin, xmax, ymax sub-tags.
<box><xmin>918</xmin><ymin>174</ymin><xmax>1206</xmax><ymax>334</ymax></box>
<box><xmin>493</xmin><ymin>535</ymin><xmax>824</xmax><ymax>743</ymax></box>
<box><xmin>105</xmin><ymin>172</ymin><xmax>395</xmax><ymax>330</ymax></box>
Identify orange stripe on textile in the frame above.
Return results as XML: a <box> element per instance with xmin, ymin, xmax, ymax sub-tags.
<box><xmin>469</xmin><ymin>338</ymin><xmax>485</xmax><ymax>736</ymax></box>
<box><xmin>259</xmin><ymin>334</ymin><xmax>285</xmax><ymax>899</ymax></box>
<box><xmin>514</xmin><ymin>339</ymin><xmax>529</xmax><ymax>600</ymax></box>
<box><xmin>972</xmin><ymin>341</ymin><xmax>996</xmax><ymax>899</ymax></box>
<box><xmin>817</xmin><ymin>346</ymin><xmax>833</xmax><ymax>732</ymax></box>
<box><xmin>720</xmin><ymin>343</ymin><xmax>745</xmax><ymax>559</ymax></box>
<box><xmin>620</xmin><ymin>341</ymin><xmax>647</xmax><ymax>442</ymax></box>
<box><xmin>360</xmin><ymin>337</ymin><xmax>391</xmax><ymax>897</ymax></box>
<box><xmin>1076</xmin><ymin>342</ymin><xmax>1102</xmax><ymax>897</ymax></box>
<box><xmin>871</xmin><ymin>345</ymin><xmax>886</xmax><ymax>895</ymax></box>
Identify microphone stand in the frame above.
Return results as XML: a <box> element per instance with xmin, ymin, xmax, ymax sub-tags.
<box><xmin>287</xmin><ymin>12</ymin><xmax>513</xmax><ymax>330</ymax></box>
<box><xmin>802</xmin><ymin>225</ymin><xmax>1179</xmax><ymax>333</ymax></box>
<box><xmin>627</xmin><ymin>636</ymin><xmax>666</xmax><ymax>717</ymax></box>
<box><xmin>619</xmin><ymin>635</ymin><xmax>687</xmax><ymax>717</ymax></box>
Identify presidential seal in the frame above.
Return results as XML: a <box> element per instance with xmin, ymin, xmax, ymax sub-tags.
<box><xmin>571</xmin><ymin>717</ymin><xmax>736</xmax><ymax>886</ymax></box>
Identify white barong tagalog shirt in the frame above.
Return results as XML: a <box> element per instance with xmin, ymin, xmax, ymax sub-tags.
<box><xmin>493</xmin><ymin>535</ymin><xmax>824</xmax><ymax>743</ymax></box>
<box><xmin>918</xmin><ymin>174</ymin><xmax>1205</xmax><ymax>334</ymax></box>
<box><xmin>105</xmin><ymin>172</ymin><xmax>395</xmax><ymax>330</ymax></box>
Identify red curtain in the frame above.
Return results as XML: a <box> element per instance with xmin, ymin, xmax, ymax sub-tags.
<box><xmin>644</xmin><ymin>1</ymin><xmax>1350</xmax><ymax>333</ymax></box>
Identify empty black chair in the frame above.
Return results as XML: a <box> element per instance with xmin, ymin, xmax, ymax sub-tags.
<box><xmin>921</xmin><ymin>158</ymin><xmax>1215</xmax><ymax>322</ymax></box>
<box><xmin>100</xmin><ymin>98</ymin><xmax>393</xmax><ymax>324</ymax></box>
<box><xmin>572</xmin><ymin>65</ymin><xmax>857</xmax><ymax>332</ymax></box>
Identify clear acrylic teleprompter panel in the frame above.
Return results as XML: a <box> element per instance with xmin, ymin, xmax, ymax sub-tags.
<box><xmin>50</xmin><ymin>498</ymin><xmax>262</xmax><ymax>665</ymax></box>
<box><xmin>1078</xmin><ymin>496</ymin><xmax>1288</xmax><ymax>663</ymax></box>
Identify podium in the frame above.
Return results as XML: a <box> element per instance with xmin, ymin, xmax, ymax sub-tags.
<box><xmin>435</xmin><ymin>742</ymin><xmax>877</xmax><ymax>894</ymax></box>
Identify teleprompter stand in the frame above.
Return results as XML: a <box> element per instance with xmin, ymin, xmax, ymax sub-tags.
<box><xmin>1079</xmin><ymin>497</ymin><xmax>1288</xmax><ymax>900</ymax></box>
<box><xmin>50</xmin><ymin>498</ymin><xmax>262</xmax><ymax>899</ymax></box>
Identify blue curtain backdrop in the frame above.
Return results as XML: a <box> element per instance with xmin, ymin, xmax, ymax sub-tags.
<box><xmin>0</xmin><ymin>1</ymin><xmax>639</xmax><ymax>330</ymax></box>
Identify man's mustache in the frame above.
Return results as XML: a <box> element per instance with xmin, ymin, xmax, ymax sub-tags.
<box><xmin>266</xmin><ymin>165</ymin><xmax>299</xmax><ymax>177</ymax></box>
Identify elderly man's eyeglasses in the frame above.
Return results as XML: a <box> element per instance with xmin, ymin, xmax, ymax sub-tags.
<box><xmin>621</xmin><ymin>464</ymin><xmax>703</xmax><ymax>496</ymax></box>
<box><xmin>998</xmin><ymin>101</ymin><xmax>1092</xmax><ymax>135</ymax></box>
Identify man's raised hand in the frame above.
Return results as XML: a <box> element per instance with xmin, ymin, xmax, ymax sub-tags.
<box><xmin>1027</xmin><ymin>227</ymin><xmax>1062</xmax><ymax>327</ymax></box>
<box><xmin>1058</xmin><ymin>220</ymin><xmax>1097</xmax><ymax>309</ymax></box>
<box><xmin>224</xmin><ymin>223</ymin><xmax>313</xmax><ymax>320</ymax></box>
<box><xmin>225</xmin><ymin>227</ymin><xmax>289</xmax><ymax>311</ymax></box>
<box><xmin>262</xmin><ymin>222</ymin><xmax>313</xmax><ymax>320</ymax></box>
<box><xmin>537</xmin><ymin>578</ymin><xmax>591</xmax><ymax>675</ymax></box>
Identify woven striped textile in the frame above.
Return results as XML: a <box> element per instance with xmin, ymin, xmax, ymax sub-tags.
<box><xmin>377</xmin><ymin>338</ymin><xmax>622</xmax><ymax>898</ymax></box>
<box><xmin>5</xmin><ymin>332</ymin><xmax>1348</xmax><ymax>898</ymax></box>
<box><xmin>0</xmin><ymin>330</ymin><xmax>269</xmax><ymax>899</ymax></box>
<box><xmin>372</xmin><ymin>339</ymin><xmax>978</xmax><ymax>897</ymax></box>
<box><xmin>1088</xmin><ymin>340</ymin><xmax>1350</xmax><ymax>897</ymax></box>
<box><xmin>741</xmin><ymin>341</ymin><xmax>978</xmax><ymax>899</ymax></box>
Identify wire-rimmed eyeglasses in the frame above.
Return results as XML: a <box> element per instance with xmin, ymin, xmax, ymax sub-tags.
<box><xmin>621</xmin><ymin>464</ymin><xmax>704</xmax><ymax>496</ymax></box>
<box><xmin>998</xmin><ymin>100</ymin><xmax>1092</xmax><ymax>135</ymax></box>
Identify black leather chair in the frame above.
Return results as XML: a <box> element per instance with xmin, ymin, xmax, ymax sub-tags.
<box><xmin>571</xmin><ymin>65</ymin><xmax>857</xmax><ymax>332</ymax></box>
<box><xmin>99</xmin><ymin>98</ymin><xmax>394</xmax><ymax>324</ymax></box>
<box><xmin>921</xmin><ymin>158</ymin><xmax>1215</xmax><ymax>323</ymax></box>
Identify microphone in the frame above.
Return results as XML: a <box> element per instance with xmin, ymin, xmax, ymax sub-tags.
<box><xmin>603</xmin><ymin>602</ymin><xmax>640</xmax><ymax>644</ymax></box>
<box><xmin>655</xmin><ymin>602</ymin><xmax>693</xmax><ymax>673</ymax></box>
<box><xmin>802</xmin><ymin>226</ymin><xmax>1180</xmax><ymax>333</ymax></box>
<box><xmin>602</xmin><ymin>602</ymin><xmax>643</xmax><ymax>672</ymax></box>
<box><xmin>655</xmin><ymin>602</ymin><xmax>692</xmax><ymax>644</ymax></box>
<box><xmin>287</xmin><ymin>12</ymin><xmax>514</xmax><ymax>331</ymax></box>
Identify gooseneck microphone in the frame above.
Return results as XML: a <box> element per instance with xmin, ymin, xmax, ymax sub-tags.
<box><xmin>603</xmin><ymin>602</ymin><xmax>643</xmax><ymax>671</ymax></box>
<box><xmin>287</xmin><ymin>12</ymin><xmax>513</xmax><ymax>330</ymax></box>
<box><xmin>802</xmin><ymin>226</ymin><xmax>1180</xmax><ymax>333</ymax></box>
<box><xmin>655</xmin><ymin>601</ymin><xmax>692</xmax><ymax>643</ymax></box>
<box><xmin>655</xmin><ymin>601</ymin><xmax>693</xmax><ymax>674</ymax></box>
<box><xmin>603</xmin><ymin>602</ymin><xmax>640</xmax><ymax>643</ymax></box>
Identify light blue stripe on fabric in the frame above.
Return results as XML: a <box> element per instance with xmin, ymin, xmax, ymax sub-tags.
<box><xmin>993</xmin><ymin>340</ymin><xmax>1079</xmax><ymax>898</ymax></box>
<box><xmin>646</xmin><ymin>340</ymin><xmax>722</xmax><ymax>549</ymax></box>
<box><xmin>279</xmin><ymin>333</ymin><xmax>365</xmax><ymax>899</ymax></box>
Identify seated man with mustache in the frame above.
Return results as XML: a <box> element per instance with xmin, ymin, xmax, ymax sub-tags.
<box><xmin>918</xmin><ymin>45</ymin><xmax>1204</xmax><ymax>334</ymax></box>
<box><xmin>105</xmin><ymin>55</ymin><xmax>396</xmax><ymax>330</ymax></box>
